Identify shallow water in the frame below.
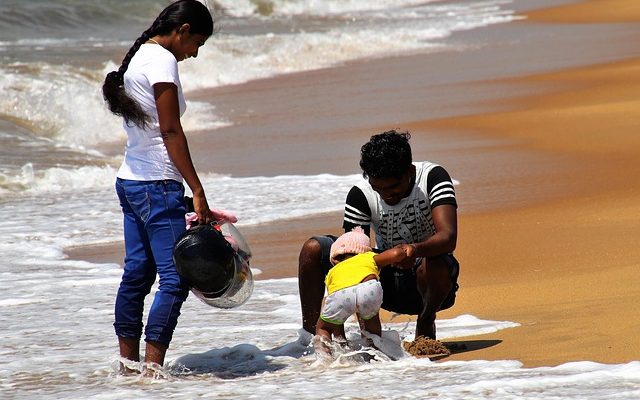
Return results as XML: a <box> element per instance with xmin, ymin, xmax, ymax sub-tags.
<box><xmin>3</xmin><ymin>273</ymin><xmax>639</xmax><ymax>399</ymax></box>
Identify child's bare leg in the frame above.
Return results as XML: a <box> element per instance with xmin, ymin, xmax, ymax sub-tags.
<box><xmin>360</xmin><ymin>313</ymin><xmax>382</xmax><ymax>337</ymax></box>
<box><xmin>334</xmin><ymin>324</ymin><xmax>347</xmax><ymax>343</ymax></box>
<box><xmin>315</xmin><ymin>318</ymin><xmax>335</xmax><ymax>341</ymax></box>
<box><xmin>359</xmin><ymin>313</ymin><xmax>382</xmax><ymax>348</ymax></box>
<box><xmin>314</xmin><ymin>318</ymin><xmax>341</xmax><ymax>356</ymax></box>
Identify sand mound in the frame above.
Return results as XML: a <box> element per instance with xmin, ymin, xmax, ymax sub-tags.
<box><xmin>403</xmin><ymin>337</ymin><xmax>451</xmax><ymax>357</ymax></box>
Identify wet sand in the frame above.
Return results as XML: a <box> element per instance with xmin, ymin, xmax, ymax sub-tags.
<box><xmin>68</xmin><ymin>0</ymin><xmax>640</xmax><ymax>367</ymax></box>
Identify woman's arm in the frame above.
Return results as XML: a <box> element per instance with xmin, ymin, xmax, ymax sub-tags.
<box><xmin>154</xmin><ymin>82</ymin><xmax>212</xmax><ymax>223</ymax></box>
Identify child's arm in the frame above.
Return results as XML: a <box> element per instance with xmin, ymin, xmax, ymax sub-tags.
<box><xmin>373</xmin><ymin>245</ymin><xmax>414</xmax><ymax>269</ymax></box>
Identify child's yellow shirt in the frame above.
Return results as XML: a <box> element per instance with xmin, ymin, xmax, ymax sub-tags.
<box><xmin>325</xmin><ymin>251</ymin><xmax>379</xmax><ymax>295</ymax></box>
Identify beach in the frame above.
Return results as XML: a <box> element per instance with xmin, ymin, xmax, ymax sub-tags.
<box><xmin>65</xmin><ymin>0</ymin><xmax>640</xmax><ymax>371</ymax></box>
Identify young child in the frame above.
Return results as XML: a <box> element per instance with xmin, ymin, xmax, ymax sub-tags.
<box><xmin>314</xmin><ymin>227</ymin><xmax>413</xmax><ymax>355</ymax></box>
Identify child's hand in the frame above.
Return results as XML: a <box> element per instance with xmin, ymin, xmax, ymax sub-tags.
<box><xmin>393</xmin><ymin>244</ymin><xmax>417</xmax><ymax>268</ymax></box>
<box><xmin>375</xmin><ymin>245</ymin><xmax>417</xmax><ymax>269</ymax></box>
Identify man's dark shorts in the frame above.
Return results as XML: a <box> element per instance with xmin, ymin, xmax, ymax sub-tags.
<box><xmin>314</xmin><ymin>235</ymin><xmax>460</xmax><ymax>315</ymax></box>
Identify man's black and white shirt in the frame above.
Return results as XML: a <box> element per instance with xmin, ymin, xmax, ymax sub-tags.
<box><xmin>343</xmin><ymin>162</ymin><xmax>457</xmax><ymax>251</ymax></box>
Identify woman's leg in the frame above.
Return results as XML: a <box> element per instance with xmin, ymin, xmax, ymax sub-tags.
<box><xmin>142</xmin><ymin>180</ymin><xmax>189</xmax><ymax>366</ymax></box>
<box><xmin>114</xmin><ymin>179</ymin><xmax>157</xmax><ymax>362</ymax></box>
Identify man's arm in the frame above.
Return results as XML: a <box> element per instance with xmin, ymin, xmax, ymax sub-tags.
<box><xmin>342</xmin><ymin>185</ymin><xmax>371</xmax><ymax>235</ymax></box>
<box><xmin>396</xmin><ymin>164</ymin><xmax>458</xmax><ymax>265</ymax></box>
<box><xmin>390</xmin><ymin>204</ymin><xmax>457</xmax><ymax>268</ymax></box>
<box><xmin>412</xmin><ymin>203</ymin><xmax>457</xmax><ymax>257</ymax></box>
<box><xmin>411</xmin><ymin>164</ymin><xmax>458</xmax><ymax>257</ymax></box>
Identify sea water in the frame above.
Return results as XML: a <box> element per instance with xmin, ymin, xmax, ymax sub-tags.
<box><xmin>1</xmin><ymin>1</ymin><xmax>639</xmax><ymax>398</ymax></box>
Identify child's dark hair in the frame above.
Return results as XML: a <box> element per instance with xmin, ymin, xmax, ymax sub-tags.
<box><xmin>102</xmin><ymin>0</ymin><xmax>214</xmax><ymax>128</ymax></box>
<box><xmin>359</xmin><ymin>130</ymin><xmax>413</xmax><ymax>179</ymax></box>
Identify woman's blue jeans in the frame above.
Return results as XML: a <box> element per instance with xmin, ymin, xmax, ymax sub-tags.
<box><xmin>114</xmin><ymin>178</ymin><xmax>189</xmax><ymax>347</ymax></box>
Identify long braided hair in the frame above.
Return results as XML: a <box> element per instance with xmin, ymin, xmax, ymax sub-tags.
<box><xmin>102</xmin><ymin>0</ymin><xmax>213</xmax><ymax>128</ymax></box>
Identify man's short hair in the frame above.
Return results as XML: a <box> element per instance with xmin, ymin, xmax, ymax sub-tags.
<box><xmin>359</xmin><ymin>130</ymin><xmax>413</xmax><ymax>179</ymax></box>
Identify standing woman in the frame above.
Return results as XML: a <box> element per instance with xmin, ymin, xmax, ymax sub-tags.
<box><xmin>102</xmin><ymin>0</ymin><xmax>214</xmax><ymax>371</ymax></box>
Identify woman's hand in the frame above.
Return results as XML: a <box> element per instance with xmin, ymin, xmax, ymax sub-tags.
<box><xmin>192</xmin><ymin>191</ymin><xmax>213</xmax><ymax>225</ymax></box>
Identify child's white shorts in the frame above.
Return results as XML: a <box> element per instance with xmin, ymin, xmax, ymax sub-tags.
<box><xmin>320</xmin><ymin>279</ymin><xmax>383</xmax><ymax>324</ymax></box>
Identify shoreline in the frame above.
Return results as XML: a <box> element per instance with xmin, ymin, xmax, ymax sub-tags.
<box><xmin>67</xmin><ymin>0</ymin><xmax>640</xmax><ymax>367</ymax></box>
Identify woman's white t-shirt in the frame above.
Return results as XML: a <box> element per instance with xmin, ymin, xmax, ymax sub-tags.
<box><xmin>117</xmin><ymin>43</ymin><xmax>187</xmax><ymax>182</ymax></box>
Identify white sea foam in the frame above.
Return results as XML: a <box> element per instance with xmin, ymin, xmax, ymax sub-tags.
<box><xmin>0</xmin><ymin>298</ymin><xmax>48</xmax><ymax>307</ymax></box>
<box><xmin>214</xmin><ymin>0</ymin><xmax>423</xmax><ymax>17</ymax></box>
<box><xmin>13</xmin><ymin>164</ymin><xmax>119</xmax><ymax>193</ymax></box>
<box><xmin>215</xmin><ymin>0</ymin><xmax>486</xmax><ymax>18</ymax></box>
<box><xmin>0</xmin><ymin>62</ymin><xmax>121</xmax><ymax>148</ymax></box>
<box><xmin>0</xmin><ymin>62</ymin><xmax>228</xmax><ymax>150</ymax></box>
<box><xmin>436</xmin><ymin>313</ymin><xmax>521</xmax><ymax>339</ymax></box>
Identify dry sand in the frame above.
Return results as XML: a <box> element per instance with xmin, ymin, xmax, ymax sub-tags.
<box><xmin>68</xmin><ymin>0</ymin><xmax>640</xmax><ymax>368</ymax></box>
<box><xmin>426</xmin><ymin>0</ymin><xmax>640</xmax><ymax>367</ymax></box>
